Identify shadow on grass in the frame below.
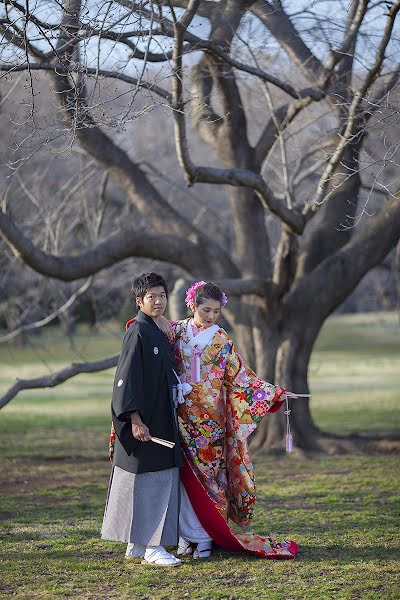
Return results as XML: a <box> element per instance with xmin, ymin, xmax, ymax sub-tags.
<box><xmin>4</xmin><ymin>543</ymin><xmax>398</xmax><ymax>565</ymax></box>
<box><xmin>296</xmin><ymin>544</ymin><xmax>400</xmax><ymax>562</ymax></box>
<box><xmin>213</xmin><ymin>544</ymin><xmax>400</xmax><ymax>563</ymax></box>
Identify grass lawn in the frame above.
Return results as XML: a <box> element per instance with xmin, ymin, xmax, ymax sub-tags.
<box><xmin>0</xmin><ymin>312</ymin><xmax>399</xmax><ymax>599</ymax></box>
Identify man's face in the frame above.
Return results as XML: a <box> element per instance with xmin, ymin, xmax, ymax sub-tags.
<box><xmin>136</xmin><ymin>285</ymin><xmax>167</xmax><ymax>319</ymax></box>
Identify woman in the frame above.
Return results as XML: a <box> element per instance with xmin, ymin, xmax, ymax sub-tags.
<box><xmin>159</xmin><ymin>281</ymin><xmax>298</xmax><ymax>560</ymax></box>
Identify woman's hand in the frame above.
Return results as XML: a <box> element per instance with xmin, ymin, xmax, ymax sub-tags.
<box><xmin>154</xmin><ymin>315</ymin><xmax>175</xmax><ymax>342</ymax></box>
<box><xmin>131</xmin><ymin>411</ymin><xmax>151</xmax><ymax>442</ymax></box>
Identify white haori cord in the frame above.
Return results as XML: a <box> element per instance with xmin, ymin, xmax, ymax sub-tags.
<box><xmin>173</xmin><ymin>369</ymin><xmax>192</xmax><ymax>405</ymax></box>
<box><xmin>147</xmin><ymin>371</ymin><xmax>191</xmax><ymax>449</ymax></box>
<box><xmin>284</xmin><ymin>392</ymin><xmax>311</xmax><ymax>453</ymax></box>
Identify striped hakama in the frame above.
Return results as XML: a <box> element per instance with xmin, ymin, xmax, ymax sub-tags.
<box><xmin>101</xmin><ymin>466</ymin><xmax>179</xmax><ymax>546</ymax></box>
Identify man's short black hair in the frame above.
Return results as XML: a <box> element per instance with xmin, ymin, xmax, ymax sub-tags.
<box><xmin>132</xmin><ymin>272</ymin><xmax>169</xmax><ymax>301</ymax></box>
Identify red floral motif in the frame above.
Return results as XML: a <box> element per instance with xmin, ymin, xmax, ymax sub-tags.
<box><xmin>250</xmin><ymin>399</ymin><xmax>269</xmax><ymax>416</ymax></box>
<box><xmin>199</xmin><ymin>445</ymin><xmax>216</xmax><ymax>463</ymax></box>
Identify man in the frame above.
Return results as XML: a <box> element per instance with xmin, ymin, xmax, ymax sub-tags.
<box><xmin>101</xmin><ymin>272</ymin><xmax>182</xmax><ymax>567</ymax></box>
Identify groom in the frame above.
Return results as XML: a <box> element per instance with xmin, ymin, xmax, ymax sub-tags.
<box><xmin>101</xmin><ymin>272</ymin><xmax>182</xmax><ymax>567</ymax></box>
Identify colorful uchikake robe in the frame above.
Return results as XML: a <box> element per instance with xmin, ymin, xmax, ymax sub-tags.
<box><xmin>172</xmin><ymin>319</ymin><xmax>298</xmax><ymax>559</ymax></box>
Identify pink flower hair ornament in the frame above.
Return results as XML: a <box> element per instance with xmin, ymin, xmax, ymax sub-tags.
<box><xmin>185</xmin><ymin>281</ymin><xmax>228</xmax><ymax>311</ymax></box>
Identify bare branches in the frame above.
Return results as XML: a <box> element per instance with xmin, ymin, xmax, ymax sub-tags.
<box><xmin>254</xmin><ymin>98</ymin><xmax>312</xmax><ymax>168</ymax></box>
<box><xmin>325</xmin><ymin>0</ymin><xmax>369</xmax><ymax>87</ymax></box>
<box><xmin>289</xmin><ymin>191</ymin><xmax>400</xmax><ymax>319</ymax></box>
<box><xmin>171</xmin><ymin>111</ymin><xmax>306</xmax><ymax>231</ymax></box>
<box><xmin>199</xmin><ymin>167</ymin><xmax>305</xmax><ymax>232</ymax></box>
<box><xmin>0</xmin><ymin>277</ymin><xmax>93</xmax><ymax>343</ymax></box>
<box><xmin>0</xmin><ymin>209</ymin><xmax>217</xmax><ymax>279</ymax></box>
<box><xmin>170</xmin><ymin>0</ymin><xmax>199</xmax><ymax>184</ymax></box>
<box><xmin>306</xmin><ymin>1</ymin><xmax>400</xmax><ymax>211</ymax></box>
<box><xmin>44</xmin><ymin>0</ymin><xmax>229</xmax><ymax>266</ymax></box>
<box><xmin>169</xmin><ymin>0</ymin><xmax>305</xmax><ymax>233</ymax></box>
<box><xmin>251</xmin><ymin>1</ymin><xmax>327</xmax><ymax>85</ymax></box>
<box><xmin>0</xmin><ymin>354</ymin><xmax>119</xmax><ymax>410</ymax></box>
<box><xmin>197</xmin><ymin>41</ymin><xmax>324</xmax><ymax>101</ymax></box>
<box><xmin>0</xmin><ymin>61</ymin><xmax>172</xmax><ymax>99</ymax></box>
<box><xmin>165</xmin><ymin>0</ymin><xmax>217</xmax><ymax>18</ymax></box>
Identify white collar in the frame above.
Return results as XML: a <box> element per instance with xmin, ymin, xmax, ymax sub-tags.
<box><xmin>184</xmin><ymin>320</ymin><xmax>219</xmax><ymax>352</ymax></box>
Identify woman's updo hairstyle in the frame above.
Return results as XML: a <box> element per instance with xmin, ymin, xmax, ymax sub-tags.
<box><xmin>185</xmin><ymin>281</ymin><xmax>227</xmax><ymax>311</ymax></box>
<box><xmin>194</xmin><ymin>282</ymin><xmax>225</xmax><ymax>309</ymax></box>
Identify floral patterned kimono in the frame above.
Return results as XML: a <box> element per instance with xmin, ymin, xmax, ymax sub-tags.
<box><xmin>172</xmin><ymin>318</ymin><xmax>298</xmax><ymax>559</ymax></box>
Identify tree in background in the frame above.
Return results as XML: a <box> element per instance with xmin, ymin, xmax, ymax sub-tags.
<box><xmin>0</xmin><ymin>0</ymin><xmax>399</xmax><ymax>451</ymax></box>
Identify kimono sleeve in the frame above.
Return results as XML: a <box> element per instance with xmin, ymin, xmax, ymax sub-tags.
<box><xmin>223</xmin><ymin>344</ymin><xmax>285</xmax><ymax>442</ymax></box>
<box><xmin>112</xmin><ymin>328</ymin><xmax>145</xmax><ymax>422</ymax></box>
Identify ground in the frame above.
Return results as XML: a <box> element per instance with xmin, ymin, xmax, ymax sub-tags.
<box><xmin>0</xmin><ymin>312</ymin><xmax>399</xmax><ymax>599</ymax></box>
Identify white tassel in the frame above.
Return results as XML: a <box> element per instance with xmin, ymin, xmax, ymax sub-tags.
<box><xmin>176</xmin><ymin>382</ymin><xmax>192</xmax><ymax>404</ymax></box>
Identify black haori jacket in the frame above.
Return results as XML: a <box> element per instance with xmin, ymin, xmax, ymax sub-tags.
<box><xmin>111</xmin><ymin>310</ymin><xmax>182</xmax><ymax>474</ymax></box>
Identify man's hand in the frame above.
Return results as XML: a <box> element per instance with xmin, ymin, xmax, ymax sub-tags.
<box><xmin>131</xmin><ymin>411</ymin><xmax>151</xmax><ymax>442</ymax></box>
<box><xmin>154</xmin><ymin>315</ymin><xmax>175</xmax><ymax>342</ymax></box>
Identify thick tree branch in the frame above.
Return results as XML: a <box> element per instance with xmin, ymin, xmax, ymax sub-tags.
<box><xmin>190</xmin><ymin>59</ymin><xmax>224</xmax><ymax>150</ymax></box>
<box><xmin>272</xmin><ymin>227</ymin><xmax>298</xmax><ymax>298</ymax></box>
<box><xmin>288</xmin><ymin>192</ymin><xmax>400</xmax><ymax>319</ymax></box>
<box><xmin>297</xmin><ymin>143</ymin><xmax>363</xmax><ymax>276</ymax></box>
<box><xmin>200</xmin><ymin>1</ymin><xmax>276</xmax><ymax>279</ymax></box>
<box><xmin>0</xmin><ymin>210</ymin><xmax>220</xmax><ymax>279</ymax></box>
<box><xmin>0</xmin><ymin>355</ymin><xmax>119</xmax><ymax>410</ymax></box>
<box><xmin>213</xmin><ymin>277</ymin><xmax>272</xmax><ymax>297</ymax></box>
<box><xmin>251</xmin><ymin>1</ymin><xmax>327</xmax><ymax>84</ymax></box>
<box><xmin>175</xmin><ymin>162</ymin><xmax>305</xmax><ymax>233</ymax></box>
<box><xmin>50</xmin><ymin>68</ymin><xmax>194</xmax><ymax>238</ymax></box>
<box><xmin>198</xmin><ymin>41</ymin><xmax>323</xmax><ymax>100</ymax></box>
<box><xmin>0</xmin><ymin>62</ymin><xmax>172</xmax><ymax>100</ymax></box>
<box><xmin>170</xmin><ymin>0</ymin><xmax>200</xmax><ymax>183</ymax></box>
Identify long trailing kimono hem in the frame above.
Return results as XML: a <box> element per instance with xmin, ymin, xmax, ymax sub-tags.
<box><xmin>172</xmin><ymin>319</ymin><xmax>298</xmax><ymax>559</ymax></box>
<box><xmin>181</xmin><ymin>455</ymin><xmax>298</xmax><ymax>559</ymax></box>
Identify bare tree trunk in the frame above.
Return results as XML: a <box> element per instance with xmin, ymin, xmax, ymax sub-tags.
<box><xmin>244</xmin><ymin>306</ymin><xmax>281</xmax><ymax>451</ymax></box>
<box><xmin>250</xmin><ymin>307</ymin><xmax>322</xmax><ymax>453</ymax></box>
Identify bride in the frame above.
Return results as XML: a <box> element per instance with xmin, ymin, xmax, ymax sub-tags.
<box><xmin>159</xmin><ymin>281</ymin><xmax>298</xmax><ymax>560</ymax></box>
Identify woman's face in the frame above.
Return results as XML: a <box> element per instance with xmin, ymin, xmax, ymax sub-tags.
<box><xmin>193</xmin><ymin>299</ymin><xmax>221</xmax><ymax>328</ymax></box>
